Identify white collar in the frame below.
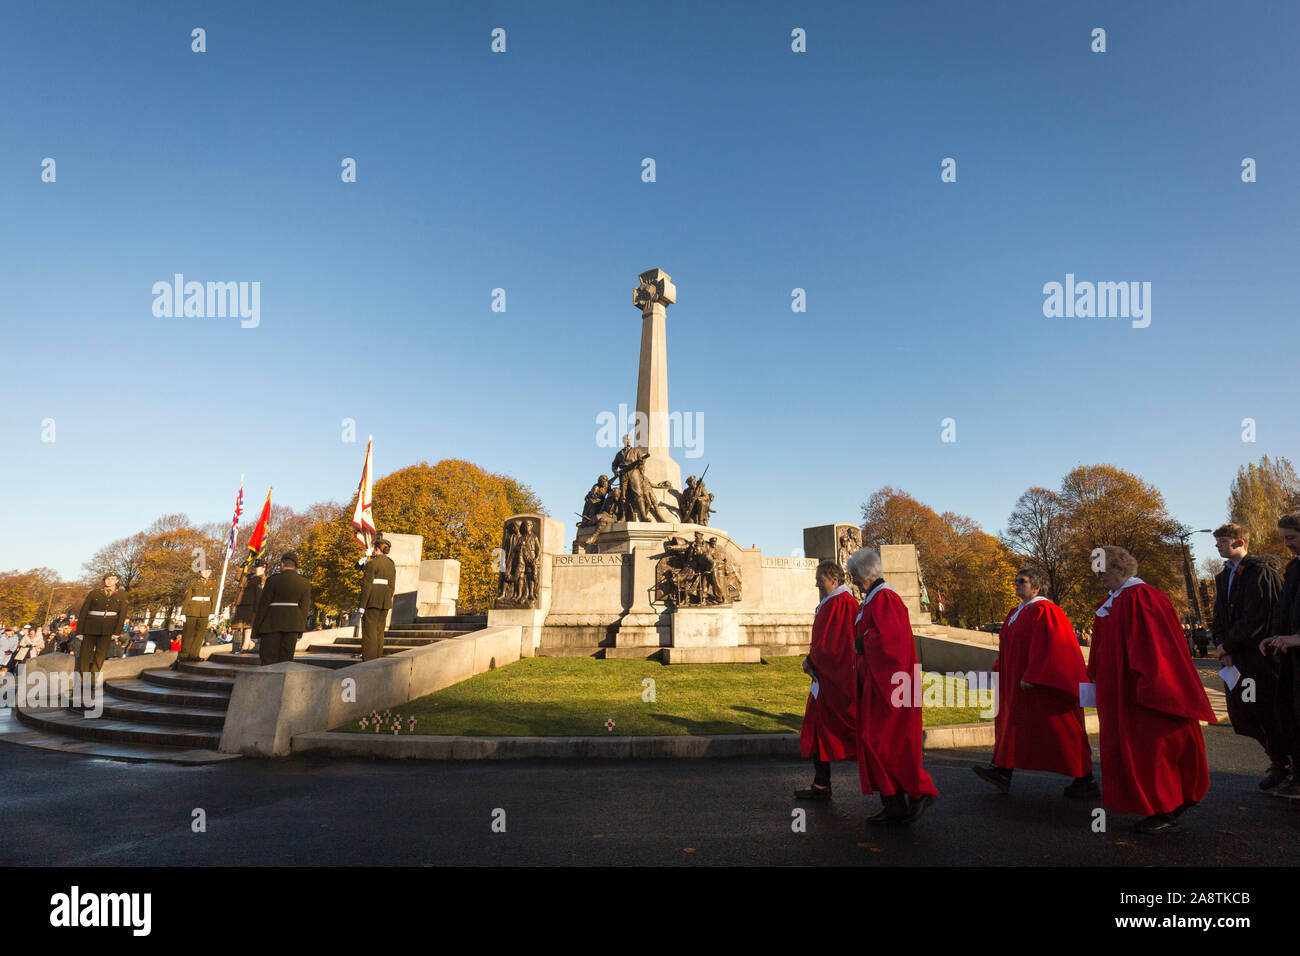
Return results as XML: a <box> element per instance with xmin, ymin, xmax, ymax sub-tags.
<box><xmin>1007</xmin><ymin>595</ymin><xmax>1046</xmax><ymax>626</ymax></box>
<box><xmin>1095</xmin><ymin>577</ymin><xmax>1144</xmax><ymax>617</ymax></box>
<box><xmin>816</xmin><ymin>583</ymin><xmax>853</xmax><ymax>615</ymax></box>
<box><xmin>855</xmin><ymin>581</ymin><xmax>895</xmax><ymax>623</ymax></box>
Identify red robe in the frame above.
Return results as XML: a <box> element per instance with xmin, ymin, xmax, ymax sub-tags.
<box><xmin>992</xmin><ymin>598</ymin><xmax>1092</xmax><ymax>777</ymax></box>
<box><xmin>854</xmin><ymin>585</ymin><xmax>939</xmax><ymax>798</ymax></box>
<box><xmin>800</xmin><ymin>586</ymin><xmax>859</xmax><ymax>761</ymax></box>
<box><xmin>1087</xmin><ymin>581</ymin><xmax>1217</xmax><ymax>816</ymax></box>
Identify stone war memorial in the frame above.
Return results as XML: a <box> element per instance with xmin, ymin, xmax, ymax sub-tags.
<box><xmin>485</xmin><ymin>268</ymin><xmax>928</xmax><ymax>664</ymax></box>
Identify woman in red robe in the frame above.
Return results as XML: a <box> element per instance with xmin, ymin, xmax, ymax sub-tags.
<box><xmin>973</xmin><ymin>565</ymin><xmax>1095</xmax><ymax>797</ymax></box>
<box><xmin>847</xmin><ymin>547</ymin><xmax>938</xmax><ymax>825</ymax></box>
<box><xmin>1088</xmin><ymin>546</ymin><xmax>1217</xmax><ymax>834</ymax></box>
<box><xmin>796</xmin><ymin>561</ymin><xmax>860</xmax><ymax>799</ymax></box>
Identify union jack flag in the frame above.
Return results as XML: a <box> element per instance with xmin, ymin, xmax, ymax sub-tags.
<box><xmin>227</xmin><ymin>479</ymin><xmax>244</xmax><ymax>559</ymax></box>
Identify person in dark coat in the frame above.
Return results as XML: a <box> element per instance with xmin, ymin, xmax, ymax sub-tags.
<box><xmin>1211</xmin><ymin>523</ymin><xmax>1287</xmax><ymax>790</ymax></box>
<box><xmin>231</xmin><ymin>559</ymin><xmax>266</xmax><ymax>652</ymax></box>
<box><xmin>253</xmin><ymin>552</ymin><xmax>313</xmax><ymax>666</ymax></box>
<box><xmin>1260</xmin><ymin>514</ymin><xmax>1300</xmax><ymax>799</ymax></box>
<box><xmin>358</xmin><ymin>537</ymin><xmax>397</xmax><ymax>661</ymax></box>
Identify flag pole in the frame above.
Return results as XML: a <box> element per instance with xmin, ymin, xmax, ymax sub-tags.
<box><xmin>210</xmin><ymin>473</ymin><xmax>243</xmax><ymax>636</ymax></box>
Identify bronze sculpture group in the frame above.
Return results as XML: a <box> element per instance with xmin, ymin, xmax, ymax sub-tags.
<box><xmin>495</xmin><ymin>517</ymin><xmax>542</xmax><ymax>608</ymax></box>
<box><xmin>577</xmin><ymin>435</ymin><xmax>714</xmax><ymax>530</ymax></box>
<box><xmin>652</xmin><ymin>531</ymin><xmax>742</xmax><ymax>607</ymax></box>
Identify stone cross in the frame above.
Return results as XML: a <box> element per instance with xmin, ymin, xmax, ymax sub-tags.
<box><xmin>632</xmin><ymin>268</ymin><xmax>682</xmax><ymax>494</ymax></box>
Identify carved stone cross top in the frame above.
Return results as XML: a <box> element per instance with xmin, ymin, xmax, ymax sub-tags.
<box><xmin>633</xmin><ymin>268</ymin><xmax>676</xmax><ymax>313</ymax></box>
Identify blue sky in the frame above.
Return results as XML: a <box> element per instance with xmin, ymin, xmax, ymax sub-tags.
<box><xmin>1</xmin><ymin>0</ymin><xmax>1296</xmax><ymax>579</ymax></box>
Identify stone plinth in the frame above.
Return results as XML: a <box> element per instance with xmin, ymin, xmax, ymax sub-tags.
<box><xmin>880</xmin><ymin>543</ymin><xmax>929</xmax><ymax>628</ymax></box>
<box><xmin>662</xmin><ymin>646</ymin><xmax>761</xmax><ymax>664</ymax></box>
<box><xmin>671</xmin><ymin>607</ymin><xmax>740</xmax><ymax>648</ymax></box>
<box><xmin>418</xmin><ymin>559</ymin><xmax>460</xmax><ymax>617</ymax></box>
<box><xmin>802</xmin><ymin>523</ymin><xmax>861</xmax><ymax>567</ymax></box>
<box><xmin>574</xmin><ymin>520</ymin><xmax>729</xmax><ymax>556</ymax></box>
<box><xmin>384</xmin><ymin>533</ymin><xmax>423</xmax><ymax>626</ymax></box>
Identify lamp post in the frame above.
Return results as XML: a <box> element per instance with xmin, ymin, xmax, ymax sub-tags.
<box><xmin>1173</xmin><ymin>526</ymin><xmax>1213</xmax><ymax>627</ymax></box>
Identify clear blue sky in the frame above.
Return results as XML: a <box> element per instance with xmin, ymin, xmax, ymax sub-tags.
<box><xmin>2</xmin><ymin>0</ymin><xmax>1296</xmax><ymax>579</ymax></box>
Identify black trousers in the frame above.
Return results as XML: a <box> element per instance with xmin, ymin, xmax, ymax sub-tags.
<box><xmin>360</xmin><ymin>609</ymin><xmax>387</xmax><ymax>661</ymax></box>
<box><xmin>258</xmin><ymin>632</ymin><xmax>299</xmax><ymax>666</ymax></box>
<box><xmin>1226</xmin><ymin>651</ymin><xmax>1294</xmax><ymax>767</ymax></box>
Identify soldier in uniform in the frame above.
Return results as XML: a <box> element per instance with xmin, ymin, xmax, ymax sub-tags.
<box><xmin>231</xmin><ymin>558</ymin><xmax>267</xmax><ymax>652</ymax></box>
<box><xmin>359</xmin><ymin>537</ymin><xmax>397</xmax><ymax>661</ymax></box>
<box><xmin>75</xmin><ymin>573</ymin><xmax>130</xmax><ymax>678</ymax></box>
<box><xmin>254</xmin><ymin>552</ymin><xmax>314</xmax><ymax>666</ymax></box>
<box><xmin>177</xmin><ymin>567</ymin><xmax>217</xmax><ymax>663</ymax></box>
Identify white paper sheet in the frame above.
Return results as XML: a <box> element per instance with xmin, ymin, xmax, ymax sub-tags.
<box><xmin>810</xmin><ymin>678</ymin><xmax>820</xmax><ymax>700</ymax></box>
<box><xmin>1218</xmin><ymin>665</ymin><xmax>1241</xmax><ymax>691</ymax></box>
<box><xmin>1078</xmin><ymin>682</ymin><xmax>1097</xmax><ymax>707</ymax></box>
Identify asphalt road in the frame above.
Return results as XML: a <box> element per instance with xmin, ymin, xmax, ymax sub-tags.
<box><xmin>2</xmin><ymin>724</ymin><xmax>1296</xmax><ymax>866</ymax></box>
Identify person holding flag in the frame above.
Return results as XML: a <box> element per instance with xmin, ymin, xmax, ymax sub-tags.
<box><xmin>358</xmin><ymin>536</ymin><xmax>396</xmax><ymax>661</ymax></box>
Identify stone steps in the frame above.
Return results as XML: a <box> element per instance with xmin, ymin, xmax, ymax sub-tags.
<box><xmin>16</xmin><ymin>706</ymin><xmax>224</xmax><ymax>749</ymax></box>
<box><xmin>105</xmin><ymin>676</ymin><xmax>232</xmax><ymax>709</ymax></box>
<box><xmin>140</xmin><ymin>669</ymin><xmax>234</xmax><ymax>694</ymax></box>
<box><xmin>537</xmin><ymin>646</ymin><xmax>607</xmax><ymax>658</ymax></box>
<box><xmin>98</xmin><ymin>698</ymin><xmax>228</xmax><ymax>729</ymax></box>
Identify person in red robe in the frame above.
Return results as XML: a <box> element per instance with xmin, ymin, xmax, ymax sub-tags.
<box><xmin>847</xmin><ymin>547</ymin><xmax>938</xmax><ymax>825</ymax></box>
<box><xmin>1087</xmin><ymin>546</ymin><xmax>1217</xmax><ymax>834</ymax></box>
<box><xmin>973</xmin><ymin>565</ymin><xmax>1096</xmax><ymax>797</ymax></box>
<box><xmin>796</xmin><ymin>560</ymin><xmax>859</xmax><ymax>800</ymax></box>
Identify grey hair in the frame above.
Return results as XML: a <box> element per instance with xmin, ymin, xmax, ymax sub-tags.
<box><xmin>846</xmin><ymin>547</ymin><xmax>882</xmax><ymax>584</ymax></box>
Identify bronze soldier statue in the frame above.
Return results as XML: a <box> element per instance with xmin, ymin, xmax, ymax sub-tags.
<box><xmin>580</xmin><ymin>476</ymin><xmax>610</xmax><ymax>526</ymax></box>
<box><xmin>612</xmin><ymin>434</ymin><xmax>669</xmax><ymax>522</ymax></box>
<box><xmin>359</xmin><ymin>536</ymin><xmax>397</xmax><ymax>661</ymax></box>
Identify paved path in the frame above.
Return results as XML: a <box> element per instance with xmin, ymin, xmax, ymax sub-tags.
<box><xmin>1</xmin><ymin>724</ymin><xmax>1295</xmax><ymax>866</ymax></box>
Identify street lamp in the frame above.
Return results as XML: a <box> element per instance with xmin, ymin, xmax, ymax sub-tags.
<box><xmin>1172</xmin><ymin>526</ymin><xmax>1213</xmax><ymax>628</ymax></box>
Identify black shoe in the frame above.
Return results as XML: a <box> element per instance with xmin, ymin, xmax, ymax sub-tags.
<box><xmin>794</xmin><ymin>785</ymin><xmax>832</xmax><ymax>801</ymax></box>
<box><xmin>866</xmin><ymin>795</ymin><xmax>910</xmax><ymax>826</ymax></box>
<box><xmin>1272</xmin><ymin>780</ymin><xmax>1300</xmax><ymax>800</ymax></box>
<box><xmin>1171</xmin><ymin>800</ymin><xmax>1198</xmax><ymax>818</ymax></box>
<box><xmin>1260</xmin><ymin>765</ymin><xmax>1291</xmax><ymax>791</ymax></box>
<box><xmin>866</xmin><ymin>807</ymin><xmax>910</xmax><ymax>826</ymax></box>
<box><xmin>1135</xmin><ymin>813</ymin><xmax>1180</xmax><ymax>834</ymax></box>
<box><xmin>972</xmin><ymin>764</ymin><xmax>1012</xmax><ymax>794</ymax></box>
<box><xmin>906</xmin><ymin>794</ymin><xmax>936</xmax><ymax>822</ymax></box>
<box><xmin>1063</xmin><ymin>776</ymin><xmax>1100</xmax><ymax>799</ymax></box>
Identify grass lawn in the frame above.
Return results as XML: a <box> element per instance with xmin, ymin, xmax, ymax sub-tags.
<box><xmin>337</xmin><ymin>656</ymin><xmax>993</xmax><ymax>737</ymax></box>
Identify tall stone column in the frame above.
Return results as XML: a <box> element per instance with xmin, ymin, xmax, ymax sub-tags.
<box><xmin>633</xmin><ymin>268</ymin><xmax>682</xmax><ymax>493</ymax></box>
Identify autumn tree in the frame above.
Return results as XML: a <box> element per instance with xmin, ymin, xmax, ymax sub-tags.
<box><xmin>860</xmin><ymin>487</ymin><xmax>1017</xmax><ymax>628</ymax></box>
<box><xmin>1000</xmin><ymin>487</ymin><xmax>1073</xmax><ymax>609</ymax></box>
<box><xmin>1056</xmin><ymin>464</ymin><xmax>1182</xmax><ymax>622</ymax></box>
<box><xmin>131</xmin><ymin>514</ymin><xmax>211</xmax><ymax>627</ymax></box>
<box><xmin>0</xmin><ymin>568</ymin><xmax>69</xmax><ymax>627</ymax></box>
<box><xmin>83</xmin><ymin>533</ymin><xmax>148</xmax><ymax>593</ymax></box>
<box><xmin>305</xmin><ymin>460</ymin><xmax>545</xmax><ymax>616</ymax></box>
<box><xmin>1227</xmin><ymin>456</ymin><xmax>1300</xmax><ymax>560</ymax></box>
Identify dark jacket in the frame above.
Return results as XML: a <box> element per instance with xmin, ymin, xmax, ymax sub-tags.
<box><xmin>232</xmin><ymin>572</ymin><xmax>264</xmax><ymax>624</ymax></box>
<box><xmin>253</xmin><ymin>570</ymin><xmax>313</xmax><ymax>635</ymax></box>
<box><xmin>76</xmin><ymin>589</ymin><xmax>130</xmax><ymax>637</ymax></box>
<box><xmin>360</xmin><ymin>553</ymin><xmax>397</xmax><ymax>610</ymax></box>
<box><xmin>1270</xmin><ymin>557</ymin><xmax>1300</xmax><ymax>639</ymax></box>
<box><xmin>1213</xmin><ymin>554</ymin><xmax>1283</xmax><ymax>662</ymax></box>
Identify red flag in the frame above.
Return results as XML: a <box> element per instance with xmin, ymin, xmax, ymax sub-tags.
<box><xmin>242</xmin><ymin>487</ymin><xmax>272</xmax><ymax>573</ymax></box>
<box><xmin>352</xmin><ymin>437</ymin><xmax>376</xmax><ymax>553</ymax></box>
